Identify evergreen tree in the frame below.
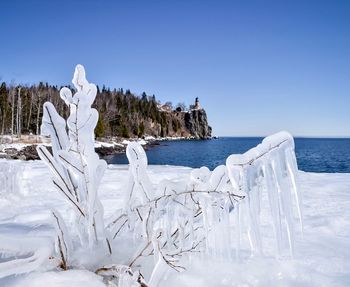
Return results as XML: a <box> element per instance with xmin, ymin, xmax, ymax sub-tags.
<box><xmin>0</xmin><ymin>82</ymin><xmax>8</xmax><ymax>134</ymax></box>
<box><xmin>95</xmin><ymin>116</ymin><xmax>104</xmax><ymax>138</ymax></box>
<box><xmin>138</xmin><ymin>122</ymin><xmax>145</xmax><ymax>137</ymax></box>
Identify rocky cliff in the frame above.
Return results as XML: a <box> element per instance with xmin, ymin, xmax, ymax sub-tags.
<box><xmin>140</xmin><ymin>108</ymin><xmax>212</xmax><ymax>139</ymax></box>
<box><xmin>184</xmin><ymin>109</ymin><xmax>212</xmax><ymax>139</ymax></box>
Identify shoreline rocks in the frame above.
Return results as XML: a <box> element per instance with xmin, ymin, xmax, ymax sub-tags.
<box><xmin>0</xmin><ymin>140</ymin><xmax>163</xmax><ymax>161</ymax></box>
<box><xmin>0</xmin><ymin>135</ymin><xmax>214</xmax><ymax>161</ymax></box>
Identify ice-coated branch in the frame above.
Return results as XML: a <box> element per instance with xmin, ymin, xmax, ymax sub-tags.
<box><xmin>52</xmin><ymin>210</ymin><xmax>71</xmax><ymax>270</ymax></box>
<box><xmin>129</xmin><ymin>240</ymin><xmax>153</xmax><ymax>268</ymax></box>
<box><xmin>125</xmin><ymin>142</ymin><xmax>154</xmax><ymax>207</ymax></box>
<box><xmin>226</xmin><ymin>131</ymin><xmax>303</xmax><ymax>256</ymax></box>
<box><xmin>110</xmin><ymin>131</ymin><xmax>303</xmax><ymax>283</ymax></box>
<box><xmin>96</xmin><ymin>264</ymin><xmax>149</xmax><ymax>287</ymax></box>
<box><xmin>37</xmin><ymin>64</ymin><xmax>110</xmax><ymax>261</ymax></box>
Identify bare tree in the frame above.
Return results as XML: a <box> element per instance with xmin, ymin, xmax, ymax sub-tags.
<box><xmin>176</xmin><ymin>102</ymin><xmax>187</xmax><ymax>111</ymax></box>
<box><xmin>164</xmin><ymin>101</ymin><xmax>173</xmax><ymax>109</ymax></box>
<box><xmin>36</xmin><ymin>88</ymin><xmax>42</xmax><ymax>140</ymax></box>
<box><xmin>10</xmin><ymin>88</ymin><xmax>15</xmax><ymax>137</ymax></box>
<box><xmin>26</xmin><ymin>90</ymin><xmax>33</xmax><ymax>131</ymax></box>
<box><xmin>16</xmin><ymin>87</ymin><xmax>22</xmax><ymax>138</ymax></box>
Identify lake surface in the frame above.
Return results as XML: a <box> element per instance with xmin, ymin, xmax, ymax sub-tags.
<box><xmin>106</xmin><ymin>137</ymin><xmax>350</xmax><ymax>173</ymax></box>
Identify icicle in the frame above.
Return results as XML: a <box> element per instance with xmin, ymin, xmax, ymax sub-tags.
<box><xmin>285</xmin><ymin>147</ymin><xmax>304</xmax><ymax>233</ymax></box>
<box><xmin>262</xmin><ymin>162</ymin><xmax>281</xmax><ymax>256</ymax></box>
<box><xmin>148</xmin><ymin>238</ymin><xmax>169</xmax><ymax>287</ymax></box>
<box><xmin>126</xmin><ymin>142</ymin><xmax>154</xmax><ymax>207</ymax></box>
<box><xmin>271</xmin><ymin>154</ymin><xmax>295</xmax><ymax>257</ymax></box>
<box><xmin>221</xmin><ymin>200</ymin><xmax>232</xmax><ymax>261</ymax></box>
<box><xmin>234</xmin><ymin>203</ymin><xmax>242</xmax><ymax>261</ymax></box>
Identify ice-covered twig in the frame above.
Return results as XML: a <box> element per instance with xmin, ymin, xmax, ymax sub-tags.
<box><xmin>227</xmin><ymin>131</ymin><xmax>303</xmax><ymax>256</ymax></box>
<box><xmin>51</xmin><ymin>210</ymin><xmax>71</xmax><ymax>270</ymax></box>
<box><xmin>119</xmin><ymin>130</ymin><xmax>302</xmax><ymax>280</ymax></box>
<box><xmin>37</xmin><ymin>65</ymin><xmax>110</xmax><ymax>261</ymax></box>
<box><xmin>96</xmin><ymin>264</ymin><xmax>149</xmax><ymax>287</ymax></box>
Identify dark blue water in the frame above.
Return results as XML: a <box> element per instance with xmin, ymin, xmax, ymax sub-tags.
<box><xmin>106</xmin><ymin>138</ymin><xmax>350</xmax><ymax>173</ymax></box>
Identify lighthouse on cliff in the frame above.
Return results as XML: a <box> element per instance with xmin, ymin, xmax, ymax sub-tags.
<box><xmin>194</xmin><ymin>97</ymin><xmax>201</xmax><ymax>109</ymax></box>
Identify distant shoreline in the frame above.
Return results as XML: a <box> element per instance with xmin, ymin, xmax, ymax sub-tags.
<box><xmin>0</xmin><ymin>134</ymin><xmax>211</xmax><ymax>161</ymax></box>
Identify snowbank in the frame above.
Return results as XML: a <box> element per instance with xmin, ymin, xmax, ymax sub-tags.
<box><xmin>0</xmin><ymin>161</ymin><xmax>349</xmax><ymax>286</ymax></box>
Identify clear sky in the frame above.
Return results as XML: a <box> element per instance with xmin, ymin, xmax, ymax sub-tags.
<box><xmin>1</xmin><ymin>0</ymin><xmax>349</xmax><ymax>137</ymax></box>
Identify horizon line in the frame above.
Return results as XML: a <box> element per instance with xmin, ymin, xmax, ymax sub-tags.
<box><xmin>217</xmin><ymin>135</ymin><xmax>350</xmax><ymax>139</ymax></box>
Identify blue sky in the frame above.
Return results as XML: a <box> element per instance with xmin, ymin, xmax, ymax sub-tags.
<box><xmin>1</xmin><ymin>0</ymin><xmax>349</xmax><ymax>137</ymax></box>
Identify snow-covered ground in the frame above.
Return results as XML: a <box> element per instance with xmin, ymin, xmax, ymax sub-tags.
<box><xmin>0</xmin><ymin>160</ymin><xmax>350</xmax><ymax>286</ymax></box>
<box><xmin>0</xmin><ymin>137</ymin><xmax>141</xmax><ymax>152</ymax></box>
<box><xmin>0</xmin><ymin>135</ymin><xmax>197</xmax><ymax>153</ymax></box>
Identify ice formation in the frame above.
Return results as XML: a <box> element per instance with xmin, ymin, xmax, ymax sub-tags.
<box><xmin>0</xmin><ymin>235</ymin><xmax>53</xmax><ymax>278</ymax></box>
<box><xmin>226</xmin><ymin>131</ymin><xmax>303</xmax><ymax>257</ymax></box>
<box><xmin>0</xmin><ymin>65</ymin><xmax>113</xmax><ymax>280</ymax></box>
<box><xmin>109</xmin><ymin>131</ymin><xmax>302</xmax><ymax>285</ymax></box>
<box><xmin>0</xmin><ymin>211</ymin><xmax>66</xmax><ymax>279</ymax></box>
<box><xmin>0</xmin><ymin>160</ymin><xmax>22</xmax><ymax>195</ymax></box>
<box><xmin>0</xmin><ymin>65</ymin><xmax>303</xmax><ymax>286</ymax></box>
<box><xmin>36</xmin><ymin>64</ymin><xmax>109</xmax><ymax>254</ymax></box>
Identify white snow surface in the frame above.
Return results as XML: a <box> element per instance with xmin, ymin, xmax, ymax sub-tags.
<box><xmin>0</xmin><ymin>160</ymin><xmax>350</xmax><ymax>286</ymax></box>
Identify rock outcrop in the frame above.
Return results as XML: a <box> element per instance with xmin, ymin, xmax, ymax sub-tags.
<box><xmin>184</xmin><ymin>109</ymin><xmax>212</xmax><ymax>139</ymax></box>
<box><xmin>143</xmin><ymin>107</ymin><xmax>212</xmax><ymax>139</ymax></box>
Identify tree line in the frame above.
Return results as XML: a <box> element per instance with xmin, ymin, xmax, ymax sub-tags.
<box><xmin>0</xmin><ymin>82</ymin><xmax>186</xmax><ymax>138</ymax></box>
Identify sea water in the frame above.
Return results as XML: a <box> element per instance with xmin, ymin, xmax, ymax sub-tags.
<box><xmin>108</xmin><ymin>138</ymin><xmax>350</xmax><ymax>173</ymax></box>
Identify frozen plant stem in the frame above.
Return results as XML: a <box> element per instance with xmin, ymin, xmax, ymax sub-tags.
<box><xmin>37</xmin><ymin>64</ymin><xmax>110</xmax><ymax>256</ymax></box>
